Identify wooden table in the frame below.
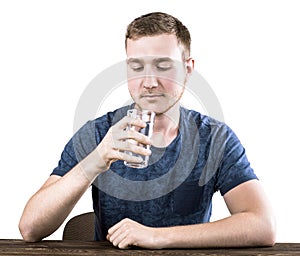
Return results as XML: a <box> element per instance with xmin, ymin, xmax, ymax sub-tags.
<box><xmin>0</xmin><ymin>239</ymin><xmax>300</xmax><ymax>255</ymax></box>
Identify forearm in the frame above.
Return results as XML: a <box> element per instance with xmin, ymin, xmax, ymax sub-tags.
<box><xmin>155</xmin><ymin>212</ymin><xmax>276</xmax><ymax>248</ymax></box>
<box><xmin>19</xmin><ymin>152</ymin><xmax>101</xmax><ymax>242</ymax></box>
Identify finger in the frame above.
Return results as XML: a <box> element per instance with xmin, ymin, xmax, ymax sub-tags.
<box><xmin>107</xmin><ymin>221</ymin><xmax>125</xmax><ymax>246</ymax></box>
<box><xmin>124</xmin><ymin>129</ymin><xmax>151</xmax><ymax>145</ymax></box>
<box><xmin>115</xmin><ymin>141</ymin><xmax>151</xmax><ymax>159</ymax></box>
<box><xmin>108</xmin><ymin>220</ymin><xmax>135</xmax><ymax>249</ymax></box>
<box><xmin>107</xmin><ymin>219</ymin><xmax>125</xmax><ymax>236</ymax></box>
<box><xmin>109</xmin><ymin>228</ymin><xmax>129</xmax><ymax>248</ymax></box>
<box><xmin>115</xmin><ymin>116</ymin><xmax>146</xmax><ymax>130</ymax></box>
<box><xmin>111</xmin><ymin>123</ymin><xmax>151</xmax><ymax>148</ymax></box>
<box><xmin>105</xmin><ymin>149</ymin><xmax>144</xmax><ymax>166</ymax></box>
<box><xmin>111</xmin><ymin>130</ymin><xmax>151</xmax><ymax>151</ymax></box>
<box><xmin>112</xmin><ymin>129</ymin><xmax>151</xmax><ymax>152</ymax></box>
<box><xmin>118</xmin><ymin>237</ymin><xmax>133</xmax><ymax>249</ymax></box>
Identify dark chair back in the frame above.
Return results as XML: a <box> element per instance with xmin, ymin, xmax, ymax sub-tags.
<box><xmin>62</xmin><ymin>212</ymin><xmax>95</xmax><ymax>241</ymax></box>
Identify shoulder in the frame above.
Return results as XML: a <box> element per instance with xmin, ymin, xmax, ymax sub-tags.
<box><xmin>180</xmin><ymin>107</ymin><xmax>242</xmax><ymax>153</ymax></box>
<box><xmin>180</xmin><ymin>107</ymin><xmax>228</xmax><ymax>134</ymax></box>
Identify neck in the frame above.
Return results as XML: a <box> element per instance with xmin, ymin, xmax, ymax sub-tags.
<box><xmin>152</xmin><ymin>103</ymin><xmax>181</xmax><ymax>148</ymax></box>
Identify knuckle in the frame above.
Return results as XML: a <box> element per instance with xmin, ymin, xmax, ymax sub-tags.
<box><xmin>126</xmin><ymin>129</ymin><xmax>135</xmax><ymax>138</ymax></box>
<box><xmin>125</xmin><ymin>139</ymin><xmax>137</xmax><ymax>149</ymax></box>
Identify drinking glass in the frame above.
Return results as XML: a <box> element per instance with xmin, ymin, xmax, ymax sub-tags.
<box><xmin>124</xmin><ymin>109</ymin><xmax>155</xmax><ymax>168</ymax></box>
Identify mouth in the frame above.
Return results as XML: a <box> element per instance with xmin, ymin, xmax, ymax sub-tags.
<box><xmin>141</xmin><ymin>94</ymin><xmax>164</xmax><ymax>99</ymax></box>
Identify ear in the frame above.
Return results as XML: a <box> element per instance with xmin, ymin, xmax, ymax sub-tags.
<box><xmin>183</xmin><ymin>57</ymin><xmax>194</xmax><ymax>85</ymax></box>
<box><xmin>185</xmin><ymin>57</ymin><xmax>194</xmax><ymax>75</ymax></box>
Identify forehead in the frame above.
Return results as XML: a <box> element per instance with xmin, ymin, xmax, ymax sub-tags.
<box><xmin>126</xmin><ymin>34</ymin><xmax>183</xmax><ymax>61</ymax></box>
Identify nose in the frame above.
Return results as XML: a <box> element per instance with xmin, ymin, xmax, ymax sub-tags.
<box><xmin>143</xmin><ymin>75</ymin><xmax>158</xmax><ymax>89</ymax></box>
<box><xmin>142</xmin><ymin>66</ymin><xmax>158</xmax><ymax>89</ymax></box>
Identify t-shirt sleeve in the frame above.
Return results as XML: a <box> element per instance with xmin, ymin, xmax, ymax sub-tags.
<box><xmin>214</xmin><ymin>124</ymin><xmax>258</xmax><ymax>196</ymax></box>
<box><xmin>51</xmin><ymin>120</ymin><xmax>99</xmax><ymax>177</ymax></box>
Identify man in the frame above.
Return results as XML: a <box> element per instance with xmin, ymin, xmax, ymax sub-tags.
<box><xmin>19</xmin><ymin>12</ymin><xmax>276</xmax><ymax>249</ymax></box>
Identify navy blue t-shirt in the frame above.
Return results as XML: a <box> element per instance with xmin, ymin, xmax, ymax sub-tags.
<box><xmin>51</xmin><ymin>105</ymin><xmax>257</xmax><ymax>240</ymax></box>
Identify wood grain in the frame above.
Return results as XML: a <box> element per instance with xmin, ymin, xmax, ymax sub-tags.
<box><xmin>1</xmin><ymin>240</ymin><xmax>300</xmax><ymax>255</ymax></box>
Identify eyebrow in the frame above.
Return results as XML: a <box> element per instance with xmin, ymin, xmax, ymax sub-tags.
<box><xmin>127</xmin><ymin>57</ymin><xmax>174</xmax><ymax>64</ymax></box>
<box><xmin>127</xmin><ymin>58</ymin><xmax>143</xmax><ymax>64</ymax></box>
<box><xmin>153</xmin><ymin>57</ymin><xmax>174</xmax><ymax>65</ymax></box>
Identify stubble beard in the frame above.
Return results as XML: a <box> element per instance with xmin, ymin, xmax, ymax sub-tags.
<box><xmin>131</xmin><ymin>84</ymin><xmax>186</xmax><ymax>116</ymax></box>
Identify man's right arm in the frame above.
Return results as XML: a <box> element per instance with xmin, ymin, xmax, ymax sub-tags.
<box><xmin>18</xmin><ymin>116</ymin><xmax>150</xmax><ymax>242</ymax></box>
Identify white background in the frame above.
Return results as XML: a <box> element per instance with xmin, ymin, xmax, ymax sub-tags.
<box><xmin>0</xmin><ymin>0</ymin><xmax>299</xmax><ymax>242</ymax></box>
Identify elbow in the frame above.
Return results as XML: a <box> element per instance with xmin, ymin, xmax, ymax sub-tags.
<box><xmin>19</xmin><ymin>219</ymin><xmax>42</xmax><ymax>243</ymax></box>
<box><xmin>262</xmin><ymin>220</ymin><xmax>277</xmax><ymax>246</ymax></box>
<box><xmin>255</xmin><ymin>214</ymin><xmax>277</xmax><ymax>247</ymax></box>
<box><xmin>259</xmin><ymin>229</ymin><xmax>276</xmax><ymax>247</ymax></box>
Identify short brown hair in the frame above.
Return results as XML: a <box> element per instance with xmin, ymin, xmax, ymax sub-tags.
<box><xmin>125</xmin><ymin>12</ymin><xmax>191</xmax><ymax>59</ymax></box>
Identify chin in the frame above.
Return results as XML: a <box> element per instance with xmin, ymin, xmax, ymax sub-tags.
<box><xmin>134</xmin><ymin>98</ymin><xmax>179</xmax><ymax>114</ymax></box>
<box><xmin>134</xmin><ymin>102</ymin><xmax>161</xmax><ymax>112</ymax></box>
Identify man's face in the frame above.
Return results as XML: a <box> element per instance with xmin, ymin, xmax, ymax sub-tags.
<box><xmin>126</xmin><ymin>34</ymin><xmax>193</xmax><ymax>114</ymax></box>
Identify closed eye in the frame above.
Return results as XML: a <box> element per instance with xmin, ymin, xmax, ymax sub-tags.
<box><xmin>155</xmin><ymin>59</ymin><xmax>173</xmax><ymax>71</ymax></box>
<box><xmin>128</xmin><ymin>62</ymin><xmax>144</xmax><ymax>72</ymax></box>
<box><xmin>156</xmin><ymin>64</ymin><xmax>172</xmax><ymax>71</ymax></box>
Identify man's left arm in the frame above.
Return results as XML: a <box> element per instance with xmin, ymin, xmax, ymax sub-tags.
<box><xmin>107</xmin><ymin>179</ymin><xmax>276</xmax><ymax>249</ymax></box>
